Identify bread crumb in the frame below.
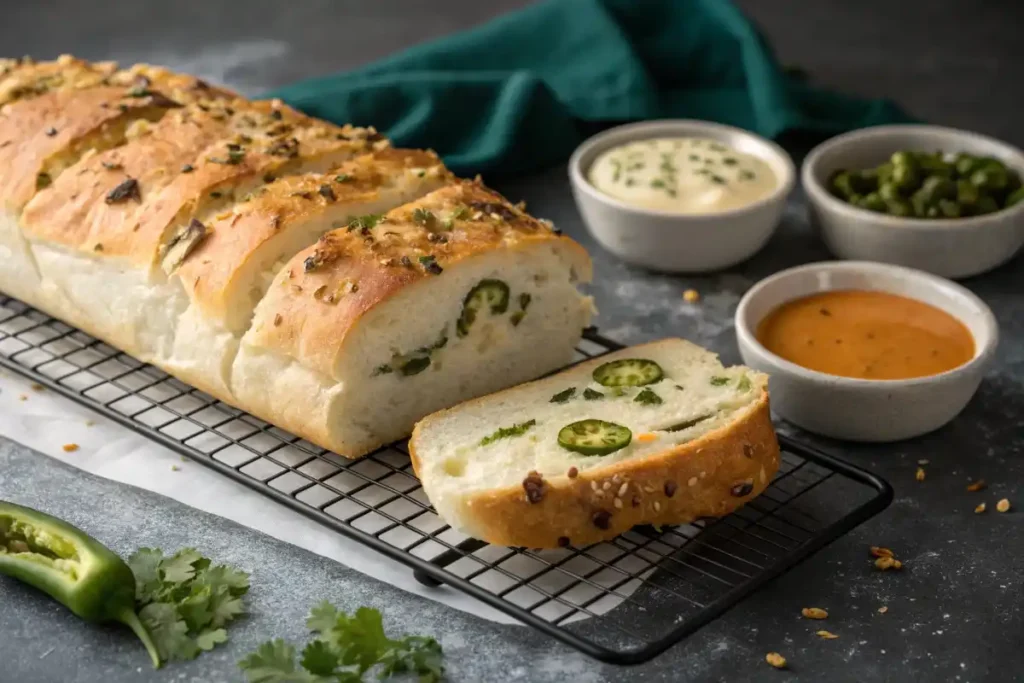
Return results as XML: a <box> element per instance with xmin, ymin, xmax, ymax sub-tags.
<box><xmin>915</xmin><ymin>467</ymin><xmax>926</xmax><ymax>482</ymax></box>
<box><xmin>869</xmin><ymin>546</ymin><xmax>893</xmax><ymax>558</ymax></box>
<box><xmin>975</xmin><ymin>502</ymin><xmax>986</xmax><ymax>514</ymax></box>
<box><xmin>877</xmin><ymin>606</ymin><xmax>888</xmax><ymax>614</ymax></box>
<box><xmin>636</xmin><ymin>432</ymin><xmax>658</xmax><ymax>443</ymax></box>
<box><xmin>816</xmin><ymin>630</ymin><xmax>839</xmax><ymax>639</ymax></box>
<box><xmin>30</xmin><ymin>383</ymin><xmax>44</xmax><ymax>392</ymax></box>
<box><xmin>765</xmin><ymin>652</ymin><xmax>786</xmax><ymax>669</ymax></box>
<box><xmin>997</xmin><ymin>498</ymin><xmax>1011</xmax><ymax>513</ymax></box>
<box><xmin>875</xmin><ymin>556</ymin><xmax>902</xmax><ymax>571</ymax></box>
<box><xmin>801</xmin><ymin>607</ymin><xmax>828</xmax><ymax>620</ymax></box>
<box><xmin>966</xmin><ymin>479</ymin><xmax>987</xmax><ymax>492</ymax></box>
<box><xmin>683</xmin><ymin>289</ymin><xmax>700</xmax><ymax>303</ymax></box>
<box><xmin>62</xmin><ymin>443</ymin><xmax>79</xmax><ymax>453</ymax></box>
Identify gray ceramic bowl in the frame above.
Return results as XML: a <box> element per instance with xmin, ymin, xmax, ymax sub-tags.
<box><xmin>735</xmin><ymin>261</ymin><xmax>998</xmax><ymax>442</ymax></box>
<box><xmin>568</xmin><ymin>120</ymin><xmax>795</xmax><ymax>273</ymax></box>
<box><xmin>802</xmin><ymin>124</ymin><xmax>1024</xmax><ymax>279</ymax></box>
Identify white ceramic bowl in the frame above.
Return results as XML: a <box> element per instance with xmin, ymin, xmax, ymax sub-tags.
<box><xmin>568</xmin><ymin>120</ymin><xmax>795</xmax><ymax>272</ymax></box>
<box><xmin>802</xmin><ymin>124</ymin><xmax>1024</xmax><ymax>279</ymax></box>
<box><xmin>735</xmin><ymin>261</ymin><xmax>998</xmax><ymax>442</ymax></box>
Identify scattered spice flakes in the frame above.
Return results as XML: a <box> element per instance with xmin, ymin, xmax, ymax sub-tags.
<box><xmin>62</xmin><ymin>443</ymin><xmax>79</xmax><ymax>453</ymax></box>
<box><xmin>974</xmin><ymin>502</ymin><xmax>986</xmax><ymax>514</ymax></box>
<box><xmin>877</xmin><ymin>606</ymin><xmax>888</xmax><ymax>614</ymax></box>
<box><xmin>801</xmin><ymin>607</ymin><xmax>828</xmax><ymax>620</ymax></box>
<box><xmin>915</xmin><ymin>467</ymin><xmax>926</xmax><ymax>482</ymax></box>
<box><xmin>765</xmin><ymin>652</ymin><xmax>787</xmax><ymax>669</ymax></box>
<box><xmin>996</xmin><ymin>498</ymin><xmax>1011</xmax><ymax>513</ymax></box>
<box><xmin>683</xmin><ymin>288</ymin><xmax>700</xmax><ymax>303</ymax></box>
<box><xmin>815</xmin><ymin>630</ymin><xmax>839</xmax><ymax>640</ymax></box>
<box><xmin>966</xmin><ymin>479</ymin><xmax>987</xmax><ymax>492</ymax></box>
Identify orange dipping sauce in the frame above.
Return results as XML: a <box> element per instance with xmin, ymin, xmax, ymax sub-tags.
<box><xmin>756</xmin><ymin>290</ymin><xmax>975</xmax><ymax>380</ymax></box>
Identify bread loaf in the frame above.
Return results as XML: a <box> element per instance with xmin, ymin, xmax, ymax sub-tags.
<box><xmin>0</xmin><ymin>56</ymin><xmax>594</xmax><ymax>457</ymax></box>
<box><xmin>409</xmin><ymin>339</ymin><xmax>779</xmax><ymax>548</ymax></box>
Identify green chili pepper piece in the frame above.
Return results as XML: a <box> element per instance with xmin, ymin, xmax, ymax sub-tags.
<box><xmin>0</xmin><ymin>500</ymin><xmax>161</xmax><ymax>668</ymax></box>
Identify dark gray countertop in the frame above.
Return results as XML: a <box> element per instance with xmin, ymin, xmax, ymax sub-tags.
<box><xmin>2</xmin><ymin>1</ymin><xmax>1022</xmax><ymax>681</ymax></box>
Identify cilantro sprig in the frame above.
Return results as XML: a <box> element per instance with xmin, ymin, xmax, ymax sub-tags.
<box><xmin>128</xmin><ymin>547</ymin><xmax>250</xmax><ymax>664</ymax></box>
<box><xmin>239</xmin><ymin>601</ymin><xmax>444</xmax><ymax>682</ymax></box>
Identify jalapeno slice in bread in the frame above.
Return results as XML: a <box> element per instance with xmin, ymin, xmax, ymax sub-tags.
<box><xmin>558</xmin><ymin>419</ymin><xmax>632</xmax><ymax>455</ymax></box>
<box><xmin>456</xmin><ymin>279</ymin><xmax>510</xmax><ymax>337</ymax></box>
<box><xmin>592</xmin><ymin>358</ymin><xmax>664</xmax><ymax>387</ymax></box>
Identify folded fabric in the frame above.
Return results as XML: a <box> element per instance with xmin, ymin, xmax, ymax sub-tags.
<box><xmin>264</xmin><ymin>0</ymin><xmax>913</xmax><ymax>176</ymax></box>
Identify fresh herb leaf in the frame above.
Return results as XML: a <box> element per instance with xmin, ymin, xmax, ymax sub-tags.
<box><xmin>480</xmin><ymin>419</ymin><xmax>536</xmax><ymax>446</ymax></box>
<box><xmin>634</xmin><ymin>388</ymin><xmax>663</xmax><ymax>405</ymax></box>
<box><xmin>710</xmin><ymin>376</ymin><xmax>730</xmax><ymax>386</ymax></box>
<box><xmin>128</xmin><ymin>547</ymin><xmax>165</xmax><ymax>603</ymax></box>
<box><xmin>412</xmin><ymin>208</ymin><xmax>435</xmax><ymax>226</ymax></box>
<box><xmin>300</xmin><ymin>640</ymin><xmax>339</xmax><ymax>676</ymax></box>
<box><xmin>347</xmin><ymin>214</ymin><xmax>382</xmax><ymax>231</ymax></box>
<box><xmin>196</xmin><ymin>628</ymin><xmax>229</xmax><ymax>652</ymax></box>
<box><xmin>418</xmin><ymin>255</ymin><xmax>443</xmax><ymax>275</ymax></box>
<box><xmin>334</xmin><ymin>174</ymin><xmax>351</xmax><ymax>183</ymax></box>
<box><xmin>550</xmin><ymin>387</ymin><xmax>576</xmax><ymax>404</ymax></box>
<box><xmin>161</xmin><ymin>548</ymin><xmax>202</xmax><ymax>584</ymax></box>
<box><xmin>237</xmin><ymin>640</ymin><xmax>306</xmax><ymax>682</ymax></box>
<box><xmin>737</xmin><ymin>375</ymin><xmax>752</xmax><ymax>392</ymax></box>
<box><xmin>140</xmin><ymin>602</ymin><xmax>199</xmax><ymax>662</ymax></box>
<box><xmin>240</xmin><ymin>603</ymin><xmax>444</xmax><ymax>683</ymax></box>
<box><xmin>583</xmin><ymin>388</ymin><xmax>604</xmax><ymax>401</ymax></box>
<box><xmin>131</xmin><ymin>547</ymin><xmax>250</xmax><ymax>667</ymax></box>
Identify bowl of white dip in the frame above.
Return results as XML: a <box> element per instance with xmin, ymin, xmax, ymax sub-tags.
<box><xmin>568</xmin><ymin>120</ymin><xmax>795</xmax><ymax>272</ymax></box>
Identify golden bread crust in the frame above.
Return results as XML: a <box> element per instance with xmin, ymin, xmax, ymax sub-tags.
<box><xmin>176</xmin><ymin>147</ymin><xmax>452</xmax><ymax>326</ymax></box>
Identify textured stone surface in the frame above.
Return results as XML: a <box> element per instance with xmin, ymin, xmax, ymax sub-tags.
<box><xmin>2</xmin><ymin>1</ymin><xmax>1023</xmax><ymax>681</ymax></box>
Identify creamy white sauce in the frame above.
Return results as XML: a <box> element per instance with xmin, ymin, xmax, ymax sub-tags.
<box><xmin>588</xmin><ymin>137</ymin><xmax>778</xmax><ymax>213</ymax></box>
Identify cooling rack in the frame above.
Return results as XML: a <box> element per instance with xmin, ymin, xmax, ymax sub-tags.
<box><xmin>0</xmin><ymin>294</ymin><xmax>893</xmax><ymax>665</ymax></box>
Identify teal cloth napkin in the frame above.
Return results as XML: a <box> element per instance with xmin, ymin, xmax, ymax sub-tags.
<box><xmin>264</xmin><ymin>0</ymin><xmax>913</xmax><ymax>176</ymax></box>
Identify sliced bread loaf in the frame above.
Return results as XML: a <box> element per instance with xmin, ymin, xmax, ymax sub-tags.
<box><xmin>409</xmin><ymin>338</ymin><xmax>779</xmax><ymax>548</ymax></box>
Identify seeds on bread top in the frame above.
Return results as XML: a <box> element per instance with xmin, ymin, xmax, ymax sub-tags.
<box><xmin>176</xmin><ymin>147</ymin><xmax>453</xmax><ymax>330</ymax></box>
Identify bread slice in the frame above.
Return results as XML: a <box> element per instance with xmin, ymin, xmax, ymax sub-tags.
<box><xmin>410</xmin><ymin>339</ymin><xmax>779</xmax><ymax>548</ymax></box>
<box><xmin>232</xmin><ymin>180</ymin><xmax>593</xmax><ymax>457</ymax></box>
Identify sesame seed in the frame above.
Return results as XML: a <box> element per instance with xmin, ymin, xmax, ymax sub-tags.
<box><xmin>617</xmin><ymin>483</ymin><xmax>628</xmax><ymax>497</ymax></box>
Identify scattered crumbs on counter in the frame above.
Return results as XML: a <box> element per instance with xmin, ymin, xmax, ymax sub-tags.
<box><xmin>85</xmin><ymin>420</ymin><xmax>96</xmax><ymax>427</ymax></box>
<box><xmin>870</xmin><ymin>546</ymin><xmax>894</xmax><ymax>558</ymax></box>
<box><xmin>878</xmin><ymin>606</ymin><xmax>888</xmax><ymax>614</ymax></box>
<box><xmin>875</xmin><ymin>556</ymin><xmax>903</xmax><ymax>571</ymax></box>
<box><xmin>30</xmin><ymin>383</ymin><xmax>44</xmax><ymax>392</ymax></box>
<box><xmin>816</xmin><ymin>630</ymin><xmax>839</xmax><ymax>640</ymax></box>
<box><xmin>801</xmin><ymin>607</ymin><xmax>828</xmax><ymax>620</ymax></box>
<box><xmin>171</xmin><ymin>465</ymin><xmax>181</xmax><ymax>472</ymax></box>
<box><xmin>996</xmin><ymin>498</ymin><xmax>1011</xmax><ymax>513</ymax></box>
<box><xmin>180</xmin><ymin>456</ymin><xmax>188</xmax><ymax>462</ymax></box>
<box><xmin>975</xmin><ymin>502</ymin><xmax>987</xmax><ymax>514</ymax></box>
<box><xmin>62</xmin><ymin>443</ymin><xmax>79</xmax><ymax>453</ymax></box>
<box><xmin>765</xmin><ymin>652</ymin><xmax>787</xmax><ymax>669</ymax></box>
<box><xmin>915</xmin><ymin>467</ymin><xmax>926</xmax><ymax>482</ymax></box>
<box><xmin>966</xmin><ymin>479</ymin><xmax>987</xmax><ymax>492</ymax></box>
<box><xmin>18</xmin><ymin>395</ymin><xmax>27</xmax><ymax>401</ymax></box>
<box><xmin>683</xmin><ymin>288</ymin><xmax>700</xmax><ymax>303</ymax></box>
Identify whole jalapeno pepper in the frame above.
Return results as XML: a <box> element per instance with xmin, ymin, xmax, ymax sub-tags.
<box><xmin>0</xmin><ymin>500</ymin><xmax>160</xmax><ymax>667</ymax></box>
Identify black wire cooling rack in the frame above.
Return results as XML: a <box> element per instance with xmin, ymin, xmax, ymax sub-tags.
<box><xmin>0</xmin><ymin>294</ymin><xmax>893</xmax><ymax>665</ymax></box>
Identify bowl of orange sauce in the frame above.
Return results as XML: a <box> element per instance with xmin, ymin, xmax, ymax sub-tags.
<box><xmin>735</xmin><ymin>261</ymin><xmax>998</xmax><ymax>441</ymax></box>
